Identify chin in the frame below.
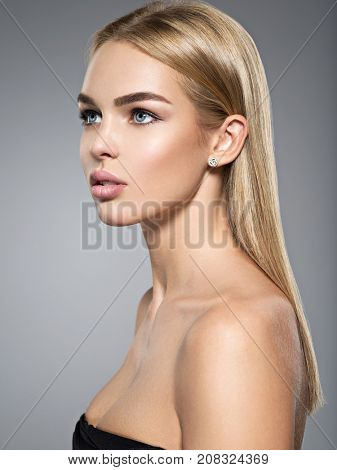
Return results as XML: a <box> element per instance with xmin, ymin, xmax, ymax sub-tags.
<box><xmin>96</xmin><ymin>200</ymin><xmax>142</xmax><ymax>227</ymax></box>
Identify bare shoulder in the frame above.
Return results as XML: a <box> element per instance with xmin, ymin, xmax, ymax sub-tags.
<box><xmin>134</xmin><ymin>287</ymin><xmax>153</xmax><ymax>335</ymax></box>
<box><xmin>174</xmin><ymin>294</ymin><xmax>302</xmax><ymax>449</ymax></box>
<box><xmin>180</xmin><ymin>293</ymin><xmax>302</xmax><ymax>371</ymax></box>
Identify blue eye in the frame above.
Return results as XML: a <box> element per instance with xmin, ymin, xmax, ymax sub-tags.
<box><xmin>78</xmin><ymin>110</ymin><xmax>101</xmax><ymax>126</ymax></box>
<box><xmin>78</xmin><ymin>108</ymin><xmax>160</xmax><ymax>127</ymax></box>
<box><xmin>131</xmin><ymin>108</ymin><xmax>159</xmax><ymax>126</ymax></box>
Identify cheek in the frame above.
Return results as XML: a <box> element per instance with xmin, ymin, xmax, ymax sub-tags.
<box><xmin>79</xmin><ymin>135</ymin><xmax>88</xmax><ymax>166</ymax></box>
<box><xmin>129</xmin><ymin>125</ymin><xmax>205</xmax><ymax>202</ymax></box>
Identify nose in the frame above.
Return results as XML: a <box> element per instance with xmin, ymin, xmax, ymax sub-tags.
<box><xmin>89</xmin><ymin>124</ymin><xmax>119</xmax><ymax>161</ymax></box>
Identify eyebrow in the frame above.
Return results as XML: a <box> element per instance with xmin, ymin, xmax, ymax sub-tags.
<box><xmin>77</xmin><ymin>91</ymin><xmax>173</xmax><ymax>107</ymax></box>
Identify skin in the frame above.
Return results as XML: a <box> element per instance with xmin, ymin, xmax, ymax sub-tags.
<box><xmin>78</xmin><ymin>40</ymin><xmax>306</xmax><ymax>449</ymax></box>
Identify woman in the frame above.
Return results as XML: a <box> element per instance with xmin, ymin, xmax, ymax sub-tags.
<box><xmin>72</xmin><ymin>0</ymin><xmax>325</xmax><ymax>450</ymax></box>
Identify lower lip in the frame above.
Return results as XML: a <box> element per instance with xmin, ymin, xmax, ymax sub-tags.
<box><xmin>91</xmin><ymin>183</ymin><xmax>127</xmax><ymax>199</ymax></box>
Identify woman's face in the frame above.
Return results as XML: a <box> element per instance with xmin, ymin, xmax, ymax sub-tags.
<box><xmin>78</xmin><ymin>40</ymin><xmax>210</xmax><ymax>226</ymax></box>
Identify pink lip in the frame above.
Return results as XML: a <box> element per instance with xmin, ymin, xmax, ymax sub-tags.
<box><xmin>90</xmin><ymin>169</ymin><xmax>128</xmax><ymax>186</ymax></box>
<box><xmin>91</xmin><ymin>183</ymin><xmax>127</xmax><ymax>200</ymax></box>
<box><xmin>89</xmin><ymin>169</ymin><xmax>128</xmax><ymax>200</ymax></box>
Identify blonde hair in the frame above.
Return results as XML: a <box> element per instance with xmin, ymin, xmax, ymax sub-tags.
<box><xmin>86</xmin><ymin>0</ymin><xmax>325</xmax><ymax>414</ymax></box>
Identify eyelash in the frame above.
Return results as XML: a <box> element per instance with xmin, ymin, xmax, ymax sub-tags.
<box><xmin>78</xmin><ymin>108</ymin><xmax>160</xmax><ymax>127</ymax></box>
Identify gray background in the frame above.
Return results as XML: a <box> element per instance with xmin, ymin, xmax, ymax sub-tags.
<box><xmin>0</xmin><ymin>0</ymin><xmax>336</xmax><ymax>450</ymax></box>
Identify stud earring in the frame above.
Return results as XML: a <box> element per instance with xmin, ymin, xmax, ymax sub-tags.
<box><xmin>208</xmin><ymin>156</ymin><xmax>219</xmax><ymax>167</ymax></box>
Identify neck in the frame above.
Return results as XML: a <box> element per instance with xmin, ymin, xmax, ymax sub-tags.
<box><xmin>140</xmin><ymin>186</ymin><xmax>244</xmax><ymax>309</ymax></box>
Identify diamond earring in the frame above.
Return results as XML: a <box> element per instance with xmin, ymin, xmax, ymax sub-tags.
<box><xmin>208</xmin><ymin>156</ymin><xmax>219</xmax><ymax>167</ymax></box>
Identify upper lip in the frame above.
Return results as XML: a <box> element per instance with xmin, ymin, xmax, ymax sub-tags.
<box><xmin>90</xmin><ymin>169</ymin><xmax>128</xmax><ymax>186</ymax></box>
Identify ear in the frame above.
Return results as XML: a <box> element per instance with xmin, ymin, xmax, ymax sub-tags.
<box><xmin>209</xmin><ymin>114</ymin><xmax>248</xmax><ymax>167</ymax></box>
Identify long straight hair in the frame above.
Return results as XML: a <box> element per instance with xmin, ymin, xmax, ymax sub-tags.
<box><xmin>86</xmin><ymin>0</ymin><xmax>325</xmax><ymax>414</ymax></box>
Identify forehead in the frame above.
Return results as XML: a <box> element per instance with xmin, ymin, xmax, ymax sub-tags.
<box><xmin>82</xmin><ymin>40</ymin><xmax>186</xmax><ymax>106</ymax></box>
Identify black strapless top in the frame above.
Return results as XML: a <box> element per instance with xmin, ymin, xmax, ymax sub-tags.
<box><xmin>72</xmin><ymin>413</ymin><xmax>165</xmax><ymax>450</ymax></box>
